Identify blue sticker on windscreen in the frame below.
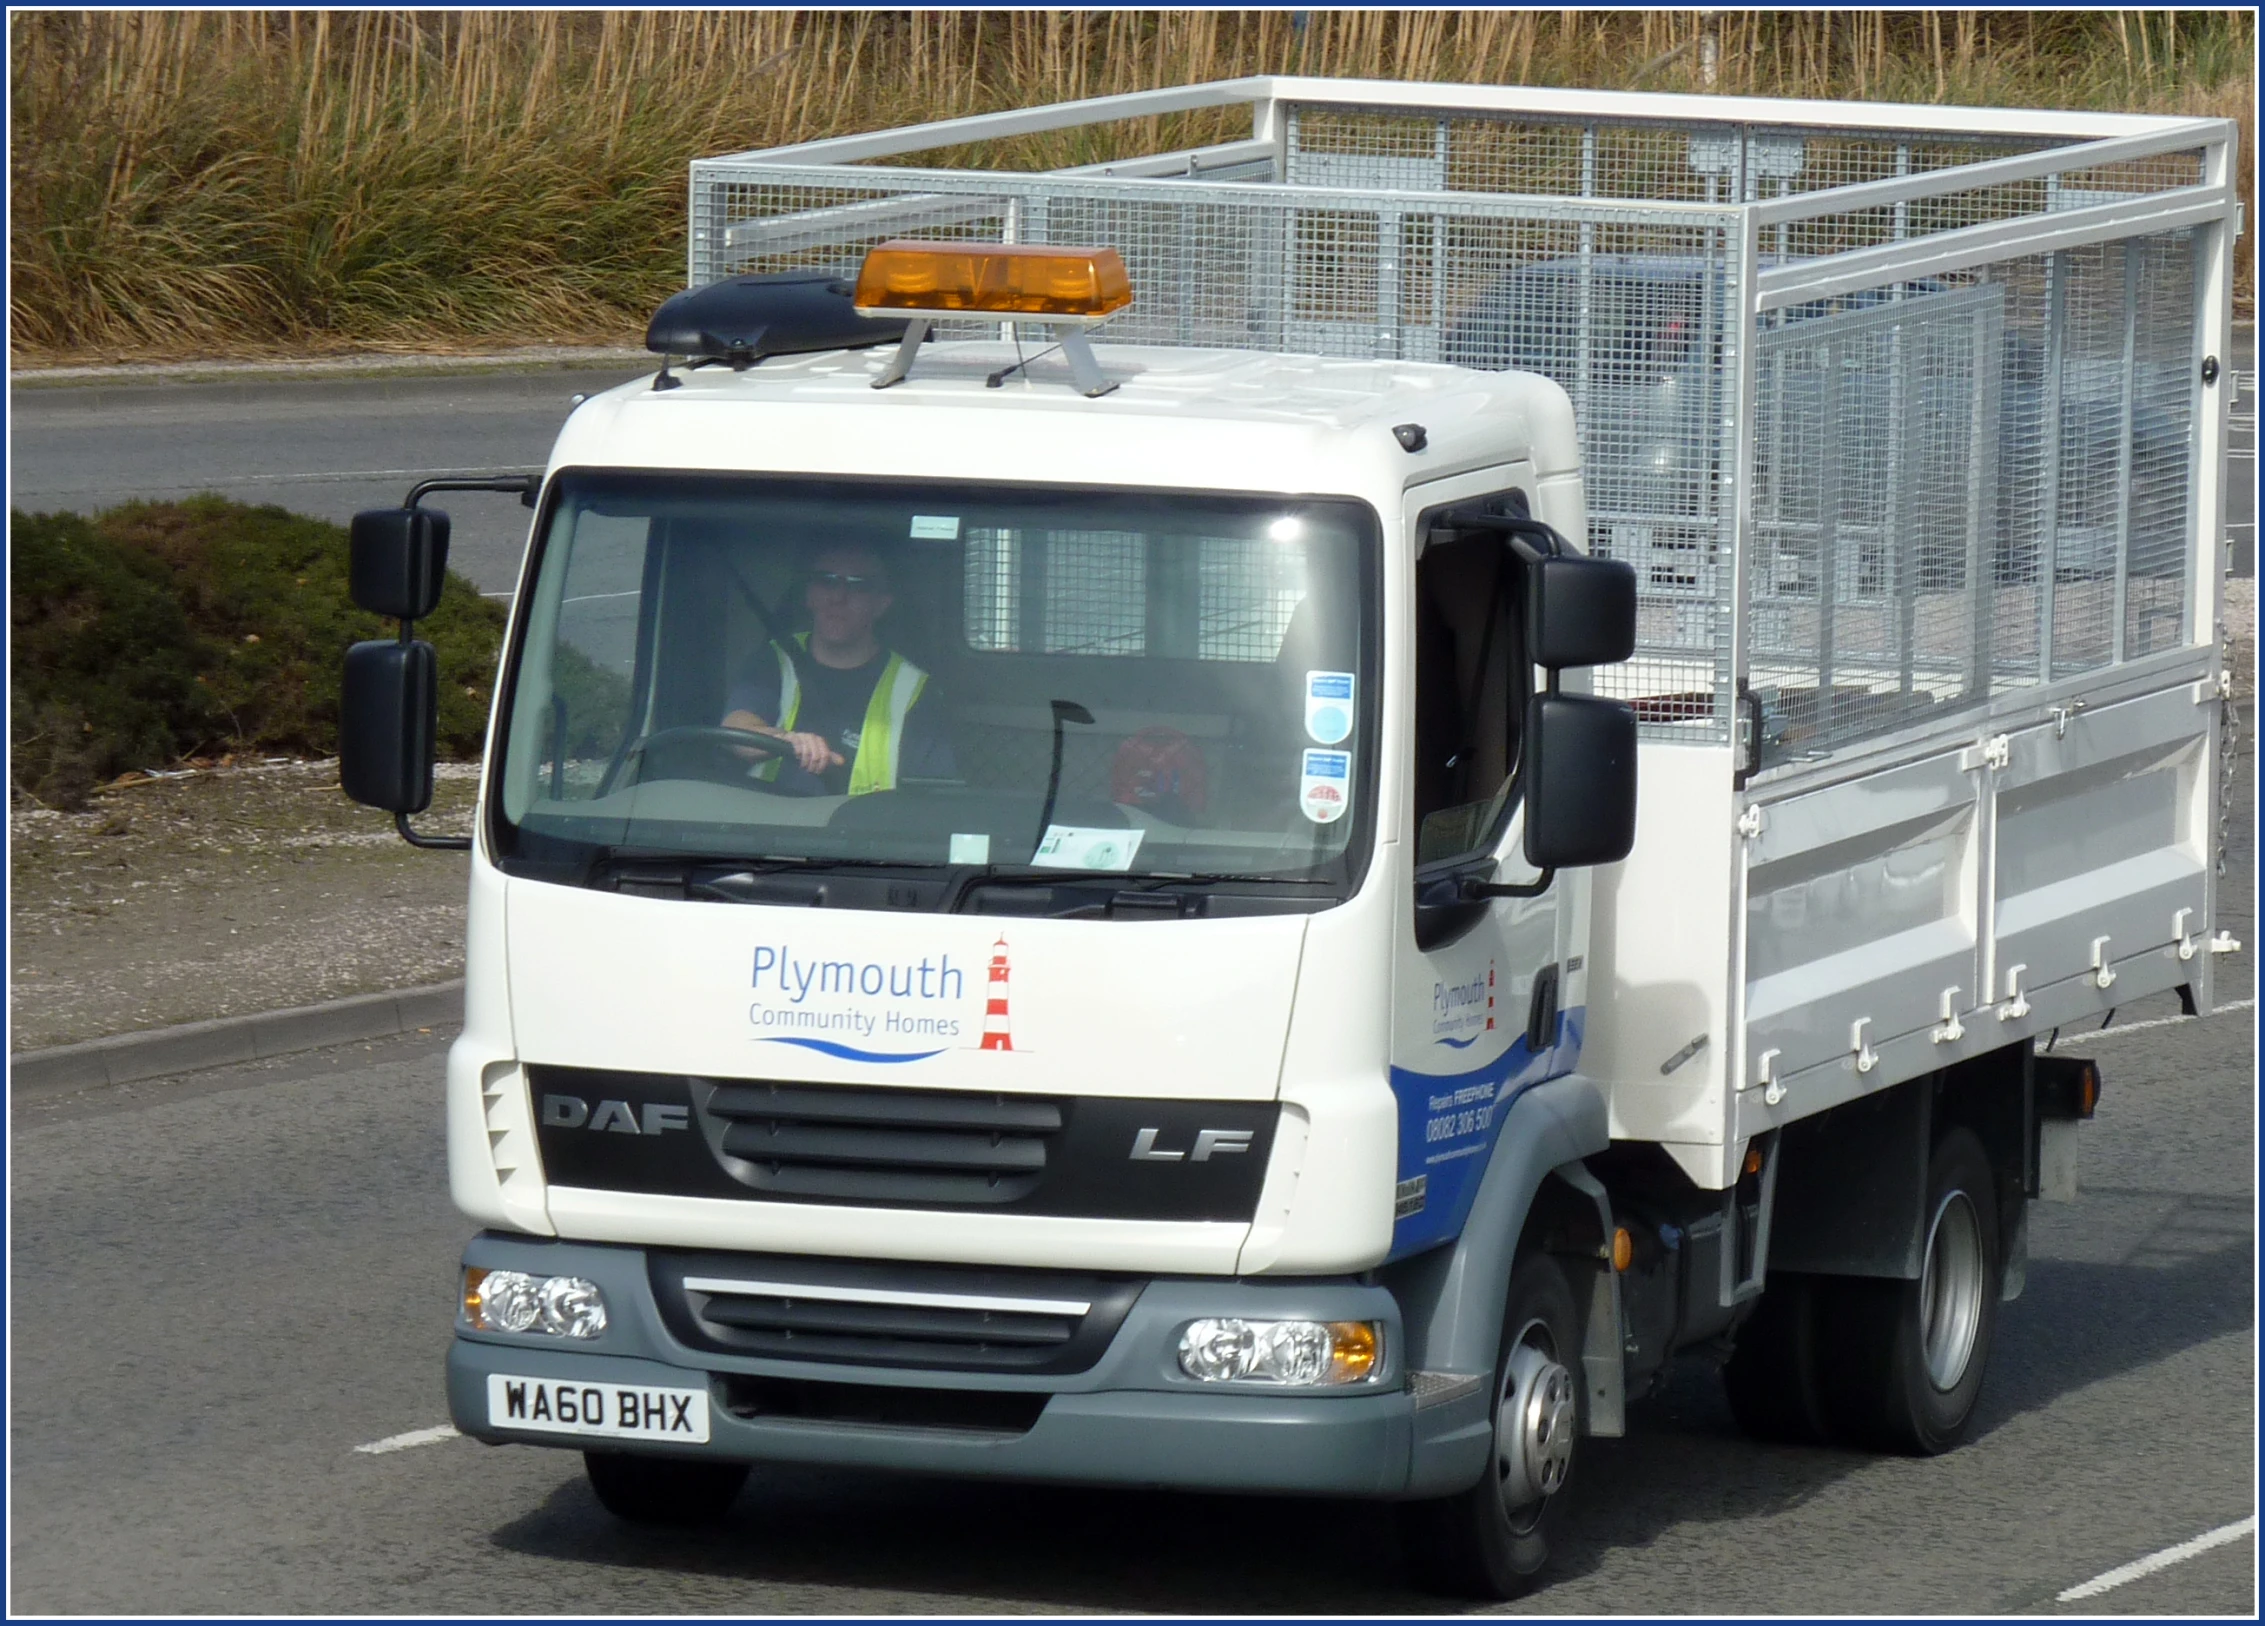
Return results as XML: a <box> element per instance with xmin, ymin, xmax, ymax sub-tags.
<box><xmin>1305</xmin><ymin>671</ymin><xmax>1355</xmax><ymax>744</ymax></box>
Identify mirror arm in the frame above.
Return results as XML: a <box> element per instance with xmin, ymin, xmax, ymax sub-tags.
<box><xmin>394</xmin><ymin>812</ymin><xmax>471</xmax><ymax>853</ymax></box>
<box><xmin>405</xmin><ymin>472</ymin><xmax>542</xmax><ymax>510</ymax></box>
<box><xmin>1458</xmin><ymin>868</ymin><xmax>1555</xmax><ymax>901</ymax></box>
<box><xmin>1436</xmin><ymin>508</ymin><xmax>1568</xmax><ymax>563</ymax></box>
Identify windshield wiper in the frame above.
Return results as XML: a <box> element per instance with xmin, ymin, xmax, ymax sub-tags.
<box><xmin>576</xmin><ymin>849</ymin><xmax>903</xmax><ymax>893</ymax></box>
<box><xmin>948</xmin><ymin>866</ymin><xmax>1335</xmax><ymax>916</ymax></box>
<box><xmin>686</xmin><ymin>856</ymin><xmax>913</xmax><ymax>901</ymax></box>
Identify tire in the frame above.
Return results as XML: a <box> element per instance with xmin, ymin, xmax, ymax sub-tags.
<box><xmin>584</xmin><ymin>1451</ymin><xmax>749</xmax><ymax>1527</ymax></box>
<box><xmin>1400</xmin><ymin>1252</ymin><xmax>1582</xmax><ymax>1599</ymax></box>
<box><xmin>1817</xmin><ymin>1127</ymin><xmax>2001</xmax><ymax>1454</ymax></box>
<box><xmin>1721</xmin><ymin>1272</ymin><xmax>1832</xmax><ymax>1445</ymax></box>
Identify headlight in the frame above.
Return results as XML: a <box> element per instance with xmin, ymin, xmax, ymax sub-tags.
<box><xmin>1177</xmin><ymin>1318</ymin><xmax>1380</xmax><ymax>1385</ymax></box>
<box><xmin>464</xmin><ymin>1268</ymin><xmax>608</xmax><ymax>1339</ymax></box>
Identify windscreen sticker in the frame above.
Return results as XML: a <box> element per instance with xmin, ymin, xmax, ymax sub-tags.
<box><xmin>1299</xmin><ymin>749</ymin><xmax>1352</xmax><ymax>824</ymax></box>
<box><xmin>1304</xmin><ymin>671</ymin><xmax>1355</xmax><ymax>745</ymax></box>
<box><xmin>1031</xmin><ymin>824</ymin><xmax>1144</xmax><ymax>871</ymax></box>
<box><xmin>909</xmin><ymin>514</ymin><xmax>962</xmax><ymax>540</ymax></box>
<box><xmin>948</xmin><ymin>831</ymin><xmax>992</xmax><ymax>864</ymax></box>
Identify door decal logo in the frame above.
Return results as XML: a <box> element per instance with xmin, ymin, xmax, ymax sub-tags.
<box><xmin>1432</xmin><ymin>958</ymin><xmax>1498</xmax><ymax>1048</ymax></box>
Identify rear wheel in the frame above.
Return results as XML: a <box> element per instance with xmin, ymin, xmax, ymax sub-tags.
<box><xmin>584</xmin><ymin>1451</ymin><xmax>749</xmax><ymax>1526</ymax></box>
<box><xmin>1817</xmin><ymin>1128</ymin><xmax>2001</xmax><ymax>1454</ymax></box>
<box><xmin>1400</xmin><ymin>1252</ymin><xmax>1582</xmax><ymax>1599</ymax></box>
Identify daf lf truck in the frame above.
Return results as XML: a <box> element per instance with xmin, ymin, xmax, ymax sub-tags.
<box><xmin>338</xmin><ymin>78</ymin><xmax>2242</xmax><ymax>1596</ymax></box>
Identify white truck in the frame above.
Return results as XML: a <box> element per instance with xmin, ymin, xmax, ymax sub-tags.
<box><xmin>339</xmin><ymin>78</ymin><xmax>2242</xmax><ymax>1596</ymax></box>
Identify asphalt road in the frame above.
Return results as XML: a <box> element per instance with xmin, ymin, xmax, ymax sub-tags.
<box><xmin>8</xmin><ymin>367</ymin><xmax>648</xmax><ymax>598</ymax></box>
<box><xmin>7</xmin><ymin>326</ymin><xmax>2258</xmax><ymax>595</ymax></box>
<box><xmin>11</xmin><ymin>831</ymin><xmax>2254</xmax><ymax>1613</ymax></box>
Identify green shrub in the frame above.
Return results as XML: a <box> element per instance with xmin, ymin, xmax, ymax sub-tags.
<box><xmin>10</xmin><ymin>510</ymin><xmax>218</xmax><ymax>807</ymax></box>
<box><xmin>8</xmin><ymin>497</ymin><xmax>507</xmax><ymax>807</ymax></box>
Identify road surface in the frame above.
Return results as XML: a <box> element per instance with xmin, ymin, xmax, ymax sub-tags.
<box><xmin>9</xmin><ymin>367</ymin><xmax>645</xmax><ymax>597</ymax></box>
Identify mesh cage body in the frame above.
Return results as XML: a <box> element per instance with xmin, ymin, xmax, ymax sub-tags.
<box><xmin>689</xmin><ymin>90</ymin><xmax>2226</xmax><ymax>755</ymax></box>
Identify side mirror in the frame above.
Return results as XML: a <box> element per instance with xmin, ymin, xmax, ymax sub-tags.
<box><xmin>340</xmin><ymin>639</ymin><xmax>437</xmax><ymax>814</ymax></box>
<box><xmin>1526</xmin><ymin>552</ymin><xmax>1636</xmax><ymax>670</ymax></box>
<box><xmin>1523</xmin><ymin>692</ymin><xmax>1637</xmax><ymax>869</ymax></box>
<box><xmin>350</xmin><ymin>508</ymin><xmax>451</xmax><ymax>620</ymax></box>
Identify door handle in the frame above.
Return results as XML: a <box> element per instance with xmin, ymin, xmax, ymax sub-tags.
<box><xmin>1527</xmin><ymin>962</ymin><xmax>1561</xmax><ymax>1052</ymax></box>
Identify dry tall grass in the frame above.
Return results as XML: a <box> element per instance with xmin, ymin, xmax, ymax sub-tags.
<box><xmin>10</xmin><ymin>11</ymin><xmax>2254</xmax><ymax>361</ymax></box>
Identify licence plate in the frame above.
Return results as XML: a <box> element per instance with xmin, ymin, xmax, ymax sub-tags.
<box><xmin>487</xmin><ymin>1374</ymin><xmax>710</xmax><ymax>1443</ymax></box>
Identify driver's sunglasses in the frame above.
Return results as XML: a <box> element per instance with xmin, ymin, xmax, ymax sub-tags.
<box><xmin>808</xmin><ymin>570</ymin><xmax>886</xmax><ymax>594</ymax></box>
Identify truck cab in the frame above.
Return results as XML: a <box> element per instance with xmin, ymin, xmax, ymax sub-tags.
<box><xmin>344</xmin><ymin>262</ymin><xmax>1641</xmax><ymax>1595</ymax></box>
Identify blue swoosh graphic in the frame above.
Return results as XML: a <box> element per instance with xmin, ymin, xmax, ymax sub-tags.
<box><xmin>760</xmin><ymin>1038</ymin><xmax>945</xmax><ymax>1064</ymax></box>
<box><xmin>1433</xmin><ymin>1033</ymin><xmax>1481</xmax><ymax>1049</ymax></box>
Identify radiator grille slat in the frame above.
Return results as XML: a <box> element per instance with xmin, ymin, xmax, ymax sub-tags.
<box><xmin>698</xmin><ymin>1079</ymin><xmax>1065</xmax><ymax>1205</ymax></box>
<box><xmin>718</xmin><ymin>1121</ymin><xmax>1050</xmax><ymax>1172</ymax></box>
<box><xmin>707</xmin><ymin>1082</ymin><xmax>1063</xmax><ymax>1133</ymax></box>
<box><xmin>699</xmin><ymin>1294</ymin><xmax>1077</xmax><ymax>1347</ymax></box>
<box><xmin>652</xmin><ymin>1250</ymin><xmax>1141</xmax><ymax>1374</ymax></box>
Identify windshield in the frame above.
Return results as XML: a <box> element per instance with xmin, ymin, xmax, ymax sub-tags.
<box><xmin>492</xmin><ymin>471</ymin><xmax>1380</xmax><ymax>900</ymax></box>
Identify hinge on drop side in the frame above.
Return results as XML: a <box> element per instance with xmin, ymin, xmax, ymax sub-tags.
<box><xmin>1997</xmin><ymin>964</ymin><xmax>2031</xmax><ymax>1021</ymax></box>
<box><xmin>1931</xmin><ymin>987</ymin><xmax>1966</xmax><ymax>1045</ymax></box>
<box><xmin>1753</xmin><ymin>1047</ymin><xmax>1784</xmax><ymax>1107</ymax></box>
<box><xmin>1736</xmin><ymin>804</ymin><xmax>1765</xmax><ymax>839</ymax></box>
<box><xmin>1961</xmin><ymin>734</ymin><xmax>2012</xmax><ymax>772</ymax></box>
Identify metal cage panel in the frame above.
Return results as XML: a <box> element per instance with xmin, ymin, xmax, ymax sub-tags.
<box><xmin>689</xmin><ymin>77</ymin><xmax>2236</xmax><ymax>757</ymax></box>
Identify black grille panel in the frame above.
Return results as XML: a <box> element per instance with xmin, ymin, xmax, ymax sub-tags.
<box><xmin>651</xmin><ymin>1249</ymin><xmax>1142</xmax><ymax>1374</ymax></box>
<box><xmin>528</xmin><ymin>1064</ymin><xmax>1277</xmax><ymax>1220</ymax></box>
<box><xmin>717</xmin><ymin>1374</ymin><xmax>1049</xmax><ymax>1434</ymax></box>
<box><xmin>698</xmin><ymin>1080</ymin><xmax>1061</xmax><ymax>1205</ymax></box>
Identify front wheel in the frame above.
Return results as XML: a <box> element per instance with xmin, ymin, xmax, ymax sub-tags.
<box><xmin>1818</xmin><ymin>1127</ymin><xmax>2002</xmax><ymax>1454</ymax></box>
<box><xmin>584</xmin><ymin>1451</ymin><xmax>749</xmax><ymax>1526</ymax></box>
<box><xmin>1400</xmin><ymin>1252</ymin><xmax>1582</xmax><ymax>1599</ymax></box>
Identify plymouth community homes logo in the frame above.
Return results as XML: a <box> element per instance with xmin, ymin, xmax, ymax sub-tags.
<box><xmin>748</xmin><ymin>935</ymin><xmax>1014</xmax><ymax>1063</ymax></box>
<box><xmin>1432</xmin><ymin>958</ymin><xmax>1497</xmax><ymax>1049</ymax></box>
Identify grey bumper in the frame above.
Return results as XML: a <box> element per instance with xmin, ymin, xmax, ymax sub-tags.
<box><xmin>446</xmin><ymin>1234</ymin><xmax>1419</xmax><ymax>1498</ymax></box>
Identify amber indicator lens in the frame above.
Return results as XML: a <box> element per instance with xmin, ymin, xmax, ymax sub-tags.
<box><xmin>854</xmin><ymin>240</ymin><xmax>1133</xmax><ymax>318</ymax></box>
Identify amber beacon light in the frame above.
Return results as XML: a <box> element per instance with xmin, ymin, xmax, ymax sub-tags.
<box><xmin>853</xmin><ymin>241</ymin><xmax>1134</xmax><ymax>321</ymax></box>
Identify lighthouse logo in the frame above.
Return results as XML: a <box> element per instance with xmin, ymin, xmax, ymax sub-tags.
<box><xmin>980</xmin><ymin>935</ymin><xmax>1014</xmax><ymax>1051</ymax></box>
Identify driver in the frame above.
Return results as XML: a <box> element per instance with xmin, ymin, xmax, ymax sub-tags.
<box><xmin>722</xmin><ymin>542</ymin><xmax>954</xmax><ymax>796</ymax></box>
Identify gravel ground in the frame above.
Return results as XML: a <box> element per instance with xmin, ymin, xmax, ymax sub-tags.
<box><xmin>9</xmin><ymin>761</ymin><xmax>476</xmax><ymax>1052</ymax></box>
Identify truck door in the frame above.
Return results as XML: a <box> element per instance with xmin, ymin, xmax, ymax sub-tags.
<box><xmin>1388</xmin><ymin>481</ymin><xmax>1573</xmax><ymax>1261</ymax></box>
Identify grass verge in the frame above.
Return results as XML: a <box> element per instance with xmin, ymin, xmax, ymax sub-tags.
<box><xmin>10</xmin><ymin>11</ymin><xmax>2252</xmax><ymax>362</ymax></box>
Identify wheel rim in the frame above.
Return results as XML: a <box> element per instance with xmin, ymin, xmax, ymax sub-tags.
<box><xmin>1919</xmin><ymin>1189</ymin><xmax>1985</xmax><ymax>1390</ymax></box>
<box><xmin>1494</xmin><ymin>1318</ymin><xmax>1576</xmax><ymax>1528</ymax></box>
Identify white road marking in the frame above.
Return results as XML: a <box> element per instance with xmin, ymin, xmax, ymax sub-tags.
<box><xmin>2057</xmin><ymin>1515</ymin><xmax>2256</xmax><ymax>1601</ymax></box>
<box><xmin>354</xmin><ymin>1423</ymin><xmax>461</xmax><ymax>1455</ymax></box>
<box><xmin>2051</xmin><ymin>998</ymin><xmax>2254</xmax><ymax>1047</ymax></box>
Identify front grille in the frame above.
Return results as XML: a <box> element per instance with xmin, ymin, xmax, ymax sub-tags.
<box><xmin>651</xmin><ymin>1249</ymin><xmax>1141</xmax><ymax>1374</ymax></box>
<box><xmin>696</xmin><ymin>1080</ymin><xmax>1061</xmax><ymax>1206</ymax></box>
<box><xmin>528</xmin><ymin>1064</ymin><xmax>1277</xmax><ymax>1220</ymax></box>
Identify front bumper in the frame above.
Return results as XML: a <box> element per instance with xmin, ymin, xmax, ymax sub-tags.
<box><xmin>446</xmin><ymin>1233</ymin><xmax>1418</xmax><ymax>1498</ymax></box>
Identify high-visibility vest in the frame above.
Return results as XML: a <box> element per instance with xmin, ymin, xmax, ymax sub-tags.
<box><xmin>758</xmin><ymin>635</ymin><xmax>929</xmax><ymax>796</ymax></box>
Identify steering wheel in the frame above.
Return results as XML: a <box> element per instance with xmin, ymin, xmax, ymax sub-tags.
<box><xmin>620</xmin><ymin>724</ymin><xmax>794</xmax><ymax>789</ymax></box>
